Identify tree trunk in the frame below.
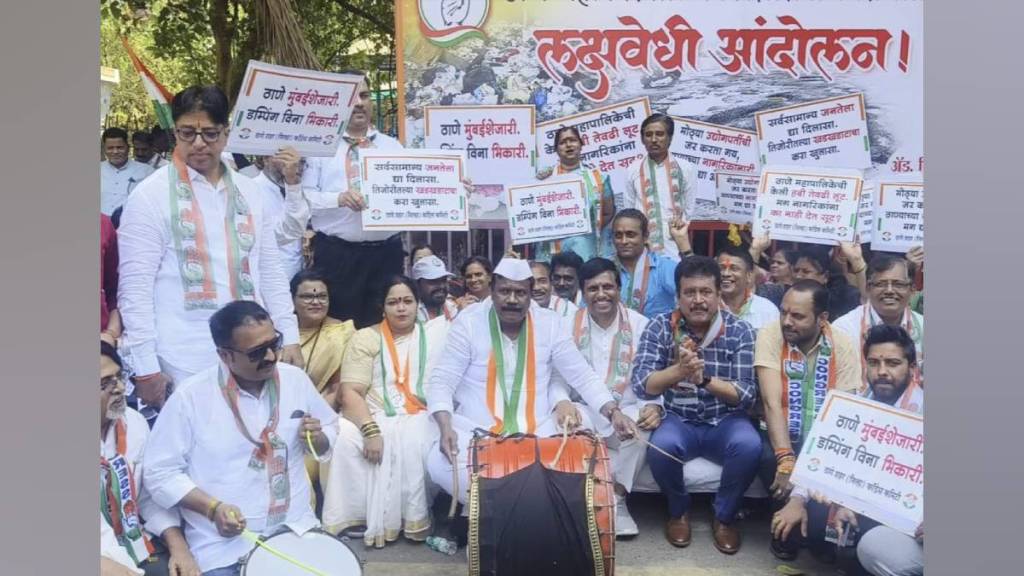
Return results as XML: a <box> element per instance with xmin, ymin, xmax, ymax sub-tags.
<box><xmin>210</xmin><ymin>0</ymin><xmax>235</xmax><ymax>96</ymax></box>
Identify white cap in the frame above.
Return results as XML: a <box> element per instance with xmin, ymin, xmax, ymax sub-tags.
<box><xmin>492</xmin><ymin>257</ymin><xmax>533</xmax><ymax>282</ymax></box>
<box><xmin>411</xmin><ymin>255</ymin><xmax>454</xmax><ymax>280</ymax></box>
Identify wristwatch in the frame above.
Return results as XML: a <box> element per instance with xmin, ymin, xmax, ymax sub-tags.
<box><xmin>696</xmin><ymin>376</ymin><xmax>711</xmax><ymax>389</ymax></box>
<box><xmin>679</xmin><ymin>249</ymin><xmax>695</xmax><ymax>258</ymax></box>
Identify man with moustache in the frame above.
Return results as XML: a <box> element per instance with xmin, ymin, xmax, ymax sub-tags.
<box><xmin>100</xmin><ymin>341</ymin><xmax>198</xmax><ymax>576</ymax></box>
<box><xmin>716</xmin><ymin>245</ymin><xmax>779</xmax><ymax>331</ymax></box>
<box><xmin>755</xmin><ymin>280</ymin><xmax>861</xmax><ymax>560</ymax></box>
<box><xmin>550</xmin><ymin>250</ymin><xmax>585</xmax><ymax>306</ymax></box>
<box><xmin>612</xmin><ymin>209</ymin><xmax>690</xmax><ymax>318</ymax></box>
<box><xmin>143</xmin><ymin>301</ymin><xmax>338</xmax><ymax>576</ymax></box>
<box><xmin>117</xmin><ymin>85</ymin><xmax>302</xmax><ymax>423</ymax></box>
<box><xmin>412</xmin><ymin>255</ymin><xmax>460</xmax><ymax>322</ymax></box>
<box><xmin>550</xmin><ymin>257</ymin><xmax>654</xmax><ymax>537</ymax></box>
<box><xmin>622</xmin><ymin>113</ymin><xmax>697</xmax><ymax>259</ymax></box>
<box><xmin>529</xmin><ymin>259</ymin><xmax>578</xmax><ymax>317</ymax></box>
<box><xmin>426</xmin><ymin>258</ymin><xmax>640</xmax><ymax>505</ymax></box>
<box><xmin>252</xmin><ymin>147</ymin><xmax>306</xmax><ymax>280</ymax></box>
<box><xmin>632</xmin><ymin>256</ymin><xmax>761</xmax><ymax>553</ymax></box>
<box><xmin>102</xmin><ymin>127</ymin><xmax>155</xmax><ymax>216</ymax></box>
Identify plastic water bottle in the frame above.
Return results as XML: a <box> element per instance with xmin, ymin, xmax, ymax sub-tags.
<box><xmin>426</xmin><ymin>536</ymin><xmax>458</xmax><ymax>556</ymax></box>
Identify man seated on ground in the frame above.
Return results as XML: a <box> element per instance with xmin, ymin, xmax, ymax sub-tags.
<box><xmin>550</xmin><ymin>257</ymin><xmax>655</xmax><ymax>537</ymax></box>
<box><xmin>612</xmin><ymin>209</ymin><xmax>690</xmax><ymax>319</ymax></box>
<box><xmin>143</xmin><ymin>301</ymin><xmax>338</xmax><ymax>576</ymax></box>
<box><xmin>755</xmin><ymin>280</ymin><xmax>861</xmax><ymax>560</ymax></box>
<box><xmin>550</xmin><ymin>250</ymin><xmax>585</xmax><ymax>306</ymax></box>
<box><xmin>832</xmin><ymin>254</ymin><xmax>924</xmax><ymax>371</ymax></box>
<box><xmin>426</xmin><ymin>258</ymin><xmax>639</xmax><ymax>505</ymax></box>
<box><xmin>716</xmin><ymin>244</ymin><xmax>779</xmax><ymax>331</ymax></box>
<box><xmin>412</xmin><ymin>255</ymin><xmax>460</xmax><ymax>322</ymax></box>
<box><xmin>100</xmin><ymin>341</ymin><xmax>198</xmax><ymax>576</ymax></box>
<box><xmin>529</xmin><ymin>259</ymin><xmax>578</xmax><ymax>317</ymax></box>
<box><xmin>632</xmin><ymin>256</ymin><xmax>761</xmax><ymax>554</ymax></box>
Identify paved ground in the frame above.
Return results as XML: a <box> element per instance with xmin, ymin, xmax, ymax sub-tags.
<box><xmin>336</xmin><ymin>493</ymin><xmax>849</xmax><ymax>576</ymax></box>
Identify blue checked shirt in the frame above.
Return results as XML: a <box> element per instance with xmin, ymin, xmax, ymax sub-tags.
<box><xmin>632</xmin><ymin>309</ymin><xmax>758</xmax><ymax>425</ymax></box>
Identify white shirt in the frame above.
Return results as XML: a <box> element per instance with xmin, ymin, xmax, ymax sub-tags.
<box><xmin>732</xmin><ymin>293</ymin><xmax>780</xmax><ymax>332</ymax></box>
<box><xmin>146</xmin><ymin>155</ymin><xmax>169</xmax><ymax>170</ymax></box>
<box><xmin>143</xmin><ymin>363</ymin><xmax>339</xmax><ymax>573</ymax></box>
<box><xmin>622</xmin><ymin>155</ymin><xmax>697</xmax><ymax>259</ymax></box>
<box><xmin>252</xmin><ymin>172</ymin><xmax>304</xmax><ymax>281</ymax></box>
<box><xmin>101</xmin><ymin>408</ymin><xmax>179</xmax><ymax>572</ymax></box>
<box><xmin>417</xmin><ymin>298</ymin><xmax>460</xmax><ymax>323</ymax></box>
<box><xmin>427</xmin><ymin>300</ymin><xmax>615</xmax><ymax>431</ymax></box>
<box><xmin>101</xmin><ymin>159</ymin><xmax>155</xmax><ymax>215</ymax></box>
<box><xmin>297</xmin><ymin>129</ymin><xmax>405</xmax><ymax>242</ymax></box>
<box><xmin>117</xmin><ymin>164</ymin><xmax>300</xmax><ymax>378</ymax></box>
<box><xmin>832</xmin><ymin>304</ymin><xmax>924</xmax><ymax>360</ymax></box>
<box><xmin>544</xmin><ymin>294</ymin><xmax>579</xmax><ymax>319</ymax></box>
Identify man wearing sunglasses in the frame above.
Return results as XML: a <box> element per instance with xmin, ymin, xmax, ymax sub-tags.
<box><xmin>144</xmin><ymin>301</ymin><xmax>339</xmax><ymax>576</ymax></box>
<box><xmin>117</xmin><ymin>85</ymin><xmax>303</xmax><ymax>425</ymax></box>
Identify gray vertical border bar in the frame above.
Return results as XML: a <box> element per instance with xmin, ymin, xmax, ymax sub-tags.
<box><xmin>0</xmin><ymin>1</ymin><xmax>98</xmax><ymax>573</ymax></box>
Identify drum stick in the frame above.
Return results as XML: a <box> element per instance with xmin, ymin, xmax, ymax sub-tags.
<box><xmin>641</xmin><ymin>437</ymin><xmax>687</xmax><ymax>466</ymax></box>
<box><xmin>448</xmin><ymin>463</ymin><xmax>459</xmax><ymax>520</ymax></box>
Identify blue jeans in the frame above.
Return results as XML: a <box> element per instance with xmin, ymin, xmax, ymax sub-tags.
<box><xmin>647</xmin><ymin>412</ymin><xmax>762</xmax><ymax>522</ymax></box>
<box><xmin>202</xmin><ymin>564</ymin><xmax>240</xmax><ymax>576</ymax></box>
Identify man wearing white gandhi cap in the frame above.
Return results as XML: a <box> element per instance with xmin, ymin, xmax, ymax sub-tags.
<box><xmin>425</xmin><ymin>257</ymin><xmax>640</xmax><ymax>504</ymax></box>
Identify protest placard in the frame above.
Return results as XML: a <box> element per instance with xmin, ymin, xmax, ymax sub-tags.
<box><xmin>857</xmin><ymin>182</ymin><xmax>875</xmax><ymax>243</ymax></box>
<box><xmin>715</xmin><ymin>172</ymin><xmax>761</xmax><ymax>226</ymax></box>
<box><xmin>424</xmin><ymin>105</ymin><xmax>535</xmax><ymax>189</ymax></box>
<box><xmin>506</xmin><ymin>178</ymin><xmax>591</xmax><ymax>245</ymax></box>
<box><xmin>360</xmin><ymin>150</ymin><xmax>468</xmax><ymax>232</ymax></box>
<box><xmin>755</xmin><ymin>94</ymin><xmax>871</xmax><ymax>169</ymax></box>
<box><xmin>536</xmin><ymin>97</ymin><xmax>651</xmax><ymax>203</ymax></box>
<box><xmin>752</xmin><ymin>166</ymin><xmax>863</xmax><ymax>246</ymax></box>
<box><xmin>670</xmin><ymin>117</ymin><xmax>759</xmax><ymax>220</ymax></box>
<box><xmin>872</xmin><ymin>182</ymin><xmax>924</xmax><ymax>252</ymax></box>
<box><xmin>226</xmin><ymin>60</ymin><xmax>361</xmax><ymax>157</ymax></box>
<box><xmin>791</xmin><ymin>390</ymin><xmax>923</xmax><ymax>536</ymax></box>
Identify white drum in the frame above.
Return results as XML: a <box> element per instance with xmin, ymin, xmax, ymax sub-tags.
<box><xmin>240</xmin><ymin>528</ymin><xmax>362</xmax><ymax>576</ymax></box>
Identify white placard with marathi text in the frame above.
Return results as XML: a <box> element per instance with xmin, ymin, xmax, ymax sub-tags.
<box><xmin>857</xmin><ymin>182</ymin><xmax>874</xmax><ymax>243</ymax></box>
<box><xmin>715</xmin><ymin>171</ymin><xmax>761</xmax><ymax>226</ymax></box>
<box><xmin>755</xmin><ymin>94</ymin><xmax>871</xmax><ymax>169</ymax></box>
<box><xmin>872</xmin><ymin>182</ymin><xmax>923</xmax><ymax>253</ymax></box>
<box><xmin>360</xmin><ymin>150</ymin><xmax>468</xmax><ymax>232</ymax></box>
<box><xmin>791</xmin><ymin>391</ymin><xmax>923</xmax><ymax>536</ymax></box>
<box><xmin>424</xmin><ymin>105</ymin><xmax>536</xmax><ymax>188</ymax></box>
<box><xmin>753</xmin><ymin>166</ymin><xmax>863</xmax><ymax>246</ymax></box>
<box><xmin>506</xmin><ymin>178</ymin><xmax>591</xmax><ymax>245</ymax></box>
<box><xmin>227</xmin><ymin>60</ymin><xmax>361</xmax><ymax>157</ymax></box>
<box><xmin>670</xmin><ymin>117</ymin><xmax>760</xmax><ymax>220</ymax></box>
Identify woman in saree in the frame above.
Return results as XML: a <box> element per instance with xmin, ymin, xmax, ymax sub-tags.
<box><xmin>321</xmin><ymin>275</ymin><xmax>450</xmax><ymax>548</ymax></box>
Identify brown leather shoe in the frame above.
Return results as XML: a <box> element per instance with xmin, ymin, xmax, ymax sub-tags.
<box><xmin>712</xmin><ymin>517</ymin><xmax>741</xmax><ymax>554</ymax></box>
<box><xmin>665</xmin><ymin>515</ymin><xmax>691</xmax><ymax>547</ymax></box>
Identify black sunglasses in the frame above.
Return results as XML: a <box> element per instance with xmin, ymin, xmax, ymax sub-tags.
<box><xmin>222</xmin><ymin>330</ymin><xmax>284</xmax><ymax>363</ymax></box>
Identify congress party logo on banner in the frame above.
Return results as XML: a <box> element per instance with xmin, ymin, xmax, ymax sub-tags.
<box><xmin>418</xmin><ymin>0</ymin><xmax>491</xmax><ymax>47</ymax></box>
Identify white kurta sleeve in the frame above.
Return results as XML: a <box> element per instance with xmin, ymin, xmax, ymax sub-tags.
<box><xmin>275</xmin><ymin>183</ymin><xmax>309</xmax><ymax>244</ymax></box>
<box><xmin>142</xmin><ymin>392</ymin><xmax>199</xmax><ymax>510</ymax></box>
<box><xmin>427</xmin><ymin>313</ymin><xmax>474</xmax><ymax>416</ymax></box>
<box><xmin>117</xmin><ymin>189</ymin><xmax>167</xmax><ymax>377</ymax></box>
<box><xmin>300</xmin><ymin>157</ymin><xmax>343</xmax><ymax>209</ymax></box>
<box><xmin>257</xmin><ymin>205</ymin><xmax>300</xmax><ymax>346</ymax></box>
<box><xmin>304</xmin><ymin>369</ymin><xmax>340</xmax><ymax>462</ymax></box>
<box><xmin>133</xmin><ymin>422</ymin><xmax>182</xmax><ymax>538</ymax></box>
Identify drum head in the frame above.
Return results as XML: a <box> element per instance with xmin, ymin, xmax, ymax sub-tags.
<box><xmin>241</xmin><ymin>530</ymin><xmax>361</xmax><ymax>576</ymax></box>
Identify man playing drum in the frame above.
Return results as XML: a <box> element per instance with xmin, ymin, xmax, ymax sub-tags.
<box><xmin>143</xmin><ymin>301</ymin><xmax>338</xmax><ymax>576</ymax></box>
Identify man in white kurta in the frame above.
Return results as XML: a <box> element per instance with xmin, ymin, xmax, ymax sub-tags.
<box><xmin>426</xmin><ymin>258</ymin><xmax>638</xmax><ymax>505</ymax></box>
<box><xmin>117</xmin><ymin>86</ymin><xmax>301</xmax><ymax>418</ymax></box>
<box><xmin>143</xmin><ymin>302</ymin><xmax>338</xmax><ymax>575</ymax></box>
<box><xmin>101</xmin><ymin>343</ymin><xmax>195</xmax><ymax>576</ymax></box>
<box><xmin>251</xmin><ymin>150</ymin><xmax>305</xmax><ymax>281</ymax></box>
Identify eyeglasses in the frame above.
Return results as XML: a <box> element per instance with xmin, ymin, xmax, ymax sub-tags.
<box><xmin>100</xmin><ymin>373</ymin><xmax>127</xmax><ymax>392</ymax></box>
<box><xmin>222</xmin><ymin>330</ymin><xmax>284</xmax><ymax>363</ymax></box>
<box><xmin>869</xmin><ymin>280</ymin><xmax>913</xmax><ymax>291</ymax></box>
<box><xmin>297</xmin><ymin>293</ymin><xmax>329</xmax><ymax>304</ymax></box>
<box><xmin>174</xmin><ymin>126</ymin><xmax>224</xmax><ymax>144</ymax></box>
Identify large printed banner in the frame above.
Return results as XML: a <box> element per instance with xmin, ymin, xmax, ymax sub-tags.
<box><xmin>360</xmin><ymin>150</ymin><xmax>468</xmax><ymax>232</ymax></box>
<box><xmin>872</xmin><ymin>182</ymin><xmax>924</xmax><ymax>252</ymax></box>
<box><xmin>755</xmin><ymin>93</ymin><xmax>871</xmax><ymax>169</ymax></box>
<box><xmin>753</xmin><ymin>166</ymin><xmax>863</xmax><ymax>246</ymax></box>
<box><xmin>792</xmin><ymin>391</ymin><xmax>923</xmax><ymax>536</ymax></box>
<box><xmin>536</xmin><ymin>97</ymin><xmax>651</xmax><ymax>210</ymax></box>
<box><xmin>397</xmin><ymin>0</ymin><xmax>924</xmax><ymax>189</ymax></box>
<box><xmin>507</xmin><ymin>178</ymin><xmax>591</xmax><ymax>245</ymax></box>
<box><xmin>227</xmin><ymin>61</ymin><xmax>360</xmax><ymax>157</ymax></box>
<box><xmin>424</xmin><ymin>104</ymin><xmax>536</xmax><ymax>194</ymax></box>
<box><xmin>669</xmin><ymin>117</ymin><xmax>760</xmax><ymax>219</ymax></box>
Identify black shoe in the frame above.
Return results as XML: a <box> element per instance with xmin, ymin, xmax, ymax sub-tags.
<box><xmin>770</xmin><ymin>537</ymin><xmax>799</xmax><ymax>561</ymax></box>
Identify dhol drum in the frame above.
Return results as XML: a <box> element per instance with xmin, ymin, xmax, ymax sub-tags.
<box><xmin>467</xmin><ymin>431</ymin><xmax>615</xmax><ymax>576</ymax></box>
<box><xmin>239</xmin><ymin>527</ymin><xmax>362</xmax><ymax>576</ymax></box>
